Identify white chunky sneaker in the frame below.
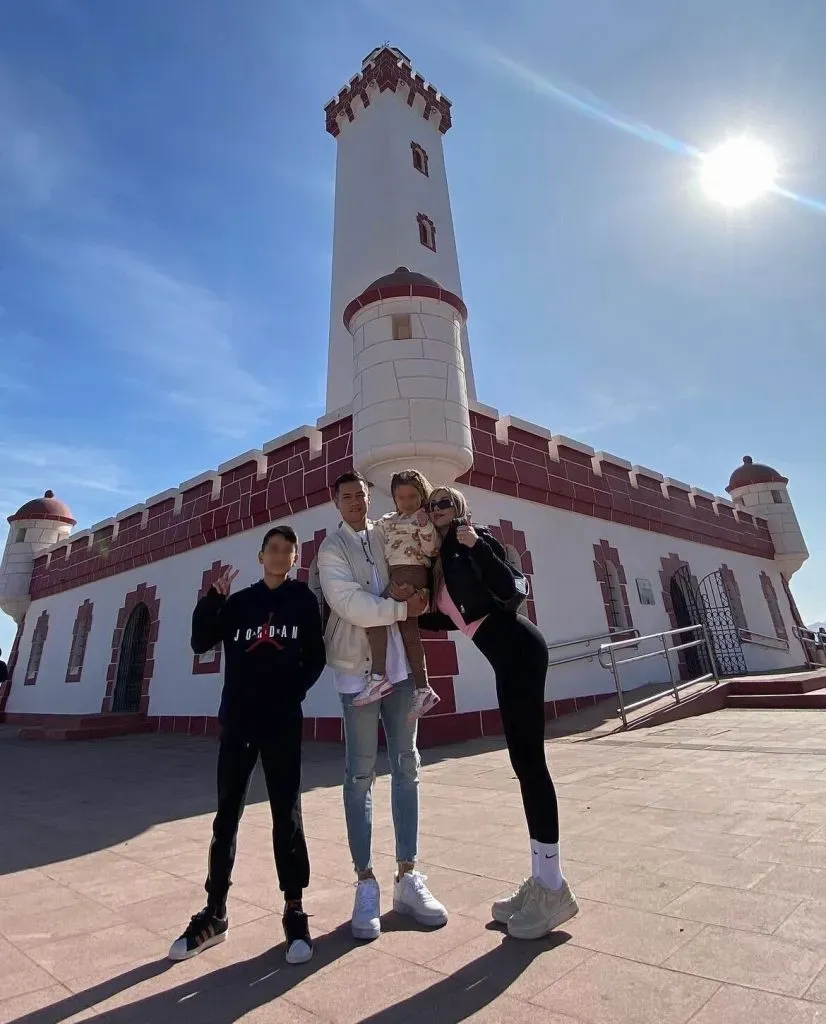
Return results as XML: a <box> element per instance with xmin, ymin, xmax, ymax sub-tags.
<box><xmin>491</xmin><ymin>879</ymin><xmax>533</xmax><ymax>924</ymax></box>
<box><xmin>408</xmin><ymin>687</ymin><xmax>441</xmax><ymax>720</ymax></box>
<box><xmin>352</xmin><ymin>675</ymin><xmax>393</xmax><ymax>707</ymax></box>
<box><xmin>506</xmin><ymin>878</ymin><xmax>579</xmax><ymax>940</ymax></box>
<box><xmin>393</xmin><ymin>871</ymin><xmax>448</xmax><ymax>927</ymax></box>
<box><xmin>351</xmin><ymin>877</ymin><xmax>381</xmax><ymax>940</ymax></box>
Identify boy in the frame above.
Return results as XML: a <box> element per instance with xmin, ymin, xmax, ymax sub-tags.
<box><xmin>168</xmin><ymin>525</ymin><xmax>326</xmax><ymax>965</ymax></box>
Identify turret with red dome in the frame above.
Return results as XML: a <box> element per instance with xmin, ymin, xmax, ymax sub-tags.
<box><xmin>726</xmin><ymin>456</ymin><xmax>808</xmax><ymax>579</ymax></box>
<box><xmin>1</xmin><ymin>490</ymin><xmax>75</xmax><ymax>624</ymax></box>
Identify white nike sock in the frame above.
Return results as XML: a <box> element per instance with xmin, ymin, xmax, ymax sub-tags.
<box><xmin>531</xmin><ymin>840</ymin><xmax>563</xmax><ymax>890</ymax></box>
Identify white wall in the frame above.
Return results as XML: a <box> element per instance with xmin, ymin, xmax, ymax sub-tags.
<box><xmin>327</xmin><ymin>86</ymin><xmax>473</xmax><ymax>411</ymax></box>
<box><xmin>7</xmin><ymin>489</ymin><xmax>806</xmax><ymax>720</ymax></box>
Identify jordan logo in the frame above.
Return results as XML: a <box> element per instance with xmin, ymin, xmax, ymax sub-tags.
<box><xmin>245</xmin><ymin>615</ymin><xmax>284</xmax><ymax>652</ymax></box>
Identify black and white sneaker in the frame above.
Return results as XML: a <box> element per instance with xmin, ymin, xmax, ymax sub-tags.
<box><xmin>168</xmin><ymin>906</ymin><xmax>228</xmax><ymax>961</ymax></box>
<box><xmin>283</xmin><ymin>905</ymin><xmax>313</xmax><ymax>964</ymax></box>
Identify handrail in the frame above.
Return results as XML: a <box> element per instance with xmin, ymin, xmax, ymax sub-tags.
<box><xmin>547</xmin><ymin>628</ymin><xmax>640</xmax><ymax>669</ymax></box>
<box><xmin>793</xmin><ymin>626</ymin><xmax>826</xmax><ymax>668</ymax></box>
<box><xmin>738</xmin><ymin>628</ymin><xmax>790</xmax><ymax>652</ymax></box>
<box><xmin>599</xmin><ymin>623</ymin><xmax>720</xmax><ymax>728</ymax></box>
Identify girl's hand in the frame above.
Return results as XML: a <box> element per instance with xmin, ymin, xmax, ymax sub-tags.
<box><xmin>456</xmin><ymin>523</ymin><xmax>479</xmax><ymax>548</ymax></box>
<box><xmin>414</xmin><ymin>508</ymin><xmax>429</xmax><ymax>527</ymax></box>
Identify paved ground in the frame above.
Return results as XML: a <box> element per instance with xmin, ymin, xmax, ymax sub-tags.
<box><xmin>4</xmin><ymin>709</ymin><xmax>826</xmax><ymax>1022</ymax></box>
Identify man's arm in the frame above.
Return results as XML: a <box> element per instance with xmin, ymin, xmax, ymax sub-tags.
<box><xmin>318</xmin><ymin>541</ymin><xmax>407</xmax><ymax>628</ymax></box>
<box><xmin>296</xmin><ymin>589</ymin><xmax>327</xmax><ymax>698</ymax></box>
<box><xmin>191</xmin><ymin>589</ymin><xmax>226</xmax><ymax>654</ymax></box>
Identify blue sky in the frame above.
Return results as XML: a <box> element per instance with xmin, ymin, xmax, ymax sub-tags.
<box><xmin>1</xmin><ymin>0</ymin><xmax>824</xmax><ymax>657</ymax></box>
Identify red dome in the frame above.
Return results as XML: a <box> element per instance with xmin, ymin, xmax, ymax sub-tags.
<box><xmin>343</xmin><ymin>265</ymin><xmax>468</xmax><ymax>329</ymax></box>
<box><xmin>726</xmin><ymin>456</ymin><xmax>788</xmax><ymax>493</ymax></box>
<box><xmin>8</xmin><ymin>490</ymin><xmax>76</xmax><ymax>525</ymax></box>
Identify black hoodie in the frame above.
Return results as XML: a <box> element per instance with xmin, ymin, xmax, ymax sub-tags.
<box><xmin>191</xmin><ymin>578</ymin><xmax>326</xmax><ymax>736</ymax></box>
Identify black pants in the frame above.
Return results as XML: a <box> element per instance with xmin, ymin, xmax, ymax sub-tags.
<box><xmin>205</xmin><ymin>716</ymin><xmax>310</xmax><ymax>907</ymax></box>
<box><xmin>474</xmin><ymin>612</ymin><xmax>560</xmax><ymax>844</ymax></box>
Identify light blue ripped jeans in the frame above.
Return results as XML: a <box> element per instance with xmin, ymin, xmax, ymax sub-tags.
<box><xmin>340</xmin><ymin>678</ymin><xmax>420</xmax><ymax>872</ymax></box>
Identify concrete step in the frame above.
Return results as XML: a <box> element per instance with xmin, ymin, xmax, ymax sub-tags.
<box><xmin>729</xmin><ymin>672</ymin><xmax>826</xmax><ymax>696</ymax></box>
<box><xmin>725</xmin><ymin>689</ymin><xmax>826</xmax><ymax>711</ymax></box>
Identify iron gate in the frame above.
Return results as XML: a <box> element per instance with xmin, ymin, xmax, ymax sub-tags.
<box><xmin>670</xmin><ymin>566</ymin><xmax>747</xmax><ymax>677</ymax></box>
<box><xmin>112</xmin><ymin>603</ymin><xmax>150</xmax><ymax>712</ymax></box>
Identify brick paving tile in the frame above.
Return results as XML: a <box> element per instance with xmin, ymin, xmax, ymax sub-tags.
<box><xmin>6</xmin><ymin>709</ymin><xmax>826</xmax><ymax>1021</ymax></box>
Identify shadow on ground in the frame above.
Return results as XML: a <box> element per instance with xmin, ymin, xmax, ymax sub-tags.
<box><xmin>0</xmin><ymin>693</ymin><xmax>620</xmax><ymax>877</ymax></box>
<box><xmin>8</xmin><ymin>923</ymin><xmax>571</xmax><ymax>1024</ymax></box>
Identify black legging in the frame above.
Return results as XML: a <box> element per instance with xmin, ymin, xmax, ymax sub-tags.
<box><xmin>473</xmin><ymin>611</ymin><xmax>559</xmax><ymax>843</ymax></box>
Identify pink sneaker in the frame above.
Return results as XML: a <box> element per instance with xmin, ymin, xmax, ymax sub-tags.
<box><xmin>409</xmin><ymin>687</ymin><xmax>441</xmax><ymax>720</ymax></box>
<box><xmin>352</xmin><ymin>675</ymin><xmax>393</xmax><ymax>706</ymax></box>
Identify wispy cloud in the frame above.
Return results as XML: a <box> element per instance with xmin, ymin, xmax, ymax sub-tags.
<box><xmin>0</xmin><ymin>437</ymin><xmax>135</xmax><ymax>522</ymax></box>
<box><xmin>568</xmin><ymin>390</ymin><xmax>658</xmax><ymax>435</ymax></box>
<box><xmin>0</xmin><ymin>60</ymin><xmax>276</xmax><ymax>440</ymax></box>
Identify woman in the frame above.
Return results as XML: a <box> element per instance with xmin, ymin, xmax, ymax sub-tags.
<box><xmin>419</xmin><ymin>486</ymin><xmax>578</xmax><ymax>940</ymax></box>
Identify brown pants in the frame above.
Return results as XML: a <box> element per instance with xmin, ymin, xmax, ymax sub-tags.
<box><xmin>367</xmin><ymin>564</ymin><xmax>429</xmax><ymax>689</ymax></box>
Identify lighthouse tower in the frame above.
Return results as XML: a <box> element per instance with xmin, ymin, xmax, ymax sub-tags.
<box><xmin>0</xmin><ymin>491</ymin><xmax>75</xmax><ymax>624</ymax></box>
<box><xmin>344</xmin><ymin>266</ymin><xmax>474</xmax><ymax>494</ymax></box>
<box><xmin>726</xmin><ymin>456</ymin><xmax>809</xmax><ymax>579</ymax></box>
<box><xmin>324</xmin><ymin>45</ymin><xmax>476</xmax><ymax>414</ymax></box>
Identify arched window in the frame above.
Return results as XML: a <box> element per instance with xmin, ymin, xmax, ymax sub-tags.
<box><xmin>25</xmin><ymin>610</ymin><xmax>49</xmax><ymax>685</ymax></box>
<box><xmin>605</xmin><ymin>562</ymin><xmax>629</xmax><ymax>630</ymax></box>
<box><xmin>66</xmin><ymin>600</ymin><xmax>94</xmax><ymax>683</ymax></box>
<box><xmin>411</xmin><ymin>142</ymin><xmax>429</xmax><ymax>176</ymax></box>
<box><xmin>417</xmin><ymin>213</ymin><xmax>436</xmax><ymax>251</ymax></box>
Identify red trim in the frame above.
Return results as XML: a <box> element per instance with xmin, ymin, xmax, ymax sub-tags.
<box><xmin>24</xmin><ymin>611</ymin><xmax>50</xmax><ymax>685</ymax></box>
<box><xmin>719</xmin><ymin>564</ymin><xmax>748</xmax><ymax>632</ymax></box>
<box><xmin>65</xmin><ymin>600</ymin><xmax>94</xmax><ymax>683</ymax></box>
<box><xmin>325</xmin><ymin>47</ymin><xmax>452</xmax><ymax>138</ymax></box>
<box><xmin>28</xmin><ymin>412</ymin><xmax>775</xmax><ymax>602</ymax></box>
<box><xmin>101</xmin><ymin>584</ymin><xmax>161</xmax><ymax>714</ymax></box>
<box><xmin>7</xmin><ymin>512</ymin><xmax>75</xmax><ymax>526</ymax></box>
<box><xmin>659</xmin><ymin>553</ymin><xmax>697</xmax><ymax>678</ymax></box>
<box><xmin>760</xmin><ymin>572</ymin><xmax>788</xmax><ymax>643</ymax></box>
<box><xmin>411</xmin><ymin>141</ymin><xmax>429</xmax><ymax>176</ymax></box>
<box><xmin>343</xmin><ymin>280</ymin><xmax>464</xmax><ymax>330</ymax></box>
<box><xmin>487</xmin><ymin>519</ymin><xmax>537</xmax><ymax>625</ymax></box>
<box><xmin>191</xmin><ymin>561</ymin><xmax>230</xmax><ymax>675</ymax></box>
<box><xmin>593</xmin><ymin>540</ymin><xmax>634</xmax><ymax>632</ymax></box>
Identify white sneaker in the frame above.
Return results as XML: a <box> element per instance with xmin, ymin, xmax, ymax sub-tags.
<box><xmin>491</xmin><ymin>879</ymin><xmax>532</xmax><ymax>924</ymax></box>
<box><xmin>393</xmin><ymin>871</ymin><xmax>448</xmax><ymax>928</ymax></box>
<box><xmin>506</xmin><ymin>878</ymin><xmax>579</xmax><ymax>940</ymax></box>
<box><xmin>351</xmin><ymin>877</ymin><xmax>381</xmax><ymax>940</ymax></box>
<box><xmin>409</xmin><ymin>687</ymin><xmax>441</xmax><ymax>720</ymax></box>
<box><xmin>352</xmin><ymin>675</ymin><xmax>393</xmax><ymax>707</ymax></box>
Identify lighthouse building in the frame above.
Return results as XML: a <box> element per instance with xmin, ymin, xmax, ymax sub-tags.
<box><xmin>0</xmin><ymin>46</ymin><xmax>812</xmax><ymax>744</ymax></box>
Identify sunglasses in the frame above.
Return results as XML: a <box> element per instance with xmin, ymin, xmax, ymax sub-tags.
<box><xmin>427</xmin><ymin>498</ymin><xmax>455</xmax><ymax>512</ymax></box>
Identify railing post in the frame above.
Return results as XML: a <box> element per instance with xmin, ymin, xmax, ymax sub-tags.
<box><xmin>702</xmin><ymin>623</ymin><xmax>721</xmax><ymax>685</ymax></box>
<box><xmin>609</xmin><ymin>647</ymin><xmax>627</xmax><ymax>729</ymax></box>
<box><xmin>662</xmin><ymin>632</ymin><xmax>679</xmax><ymax>702</ymax></box>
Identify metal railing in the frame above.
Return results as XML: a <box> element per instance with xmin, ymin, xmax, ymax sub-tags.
<box><xmin>738</xmin><ymin>628</ymin><xmax>789</xmax><ymax>652</ymax></box>
<box><xmin>547</xmin><ymin>627</ymin><xmax>640</xmax><ymax>668</ymax></box>
<box><xmin>599</xmin><ymin>624</ymin><xmax>720</xmax><ymax>728</ymax></box>
<box><xmin>793</xmin><ymin>626</ymin><xmax>826</xmax><ymax>668</ymax></box>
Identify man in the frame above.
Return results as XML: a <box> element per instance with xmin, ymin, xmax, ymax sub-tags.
<box><xmin>317</xmin><ymin>471</ymin><xmax>448</xmax><ymax>940</ymax></box>
<box><xmin>168</xmin><ymin>525</ymin><xmax>326</xmax><ymax>965</ymax></box>
<box><xmin>0</xmin><ymin>649</ymin><xmax>7</xmax><ymax>687</ymax></box>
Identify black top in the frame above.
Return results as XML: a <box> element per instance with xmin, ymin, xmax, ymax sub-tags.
<box><xmin>0</xmin><ymin>659</ymin><xmax>7</xmax><ymax>685</ymax></box>
<box><xmin>419</xmin><ymin>525</ymin><xmax>520</xmax><ymax>632</ymax></box>
<box><xmin>191</xmin><ymin>578</ymin><xmax>326</xmax><ymax>736</ymax></box>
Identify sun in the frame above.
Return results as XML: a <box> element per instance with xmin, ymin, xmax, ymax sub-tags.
<box><xmin>699</xmin><ymin>138</ymin><xmax>778</xmax><ymax>207</ymax></box>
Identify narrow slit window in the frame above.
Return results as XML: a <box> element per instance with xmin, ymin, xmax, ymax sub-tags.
<box><xmin>417</xmin><ymin>213</ymin><xmax>436</xmax><ymax>251</ymax></box>
<box><xmin>392</xmin><ymin>314</ymin><xmax>412</xmax><ymax>340</ymax></box>
<box><xmin>606</xmin><ymin>562</ymin><xmax>628</xmax><ymax>630</ymax></box>
<box><xmin>411</xmin><ymin>142</ymin><xmax>429</xmax><ymax>176</ymax></box>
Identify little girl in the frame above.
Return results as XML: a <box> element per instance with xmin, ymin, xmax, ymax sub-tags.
<box><xmin>353</xmin><ymin>470</ymin><xmax>441</xmax><ymax>720</ymax></box>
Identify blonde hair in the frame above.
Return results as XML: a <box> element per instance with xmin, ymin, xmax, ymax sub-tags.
<box><xmin>429</xmin><ymin>485</ymin><xmax>469</xmax><ymax>600</ymax></box>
